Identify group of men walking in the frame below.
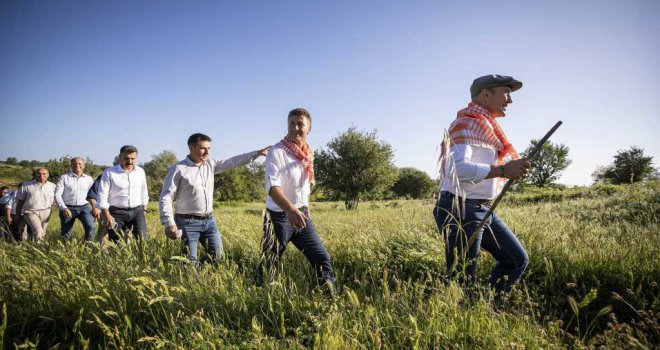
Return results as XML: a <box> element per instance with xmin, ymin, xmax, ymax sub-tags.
<box><xmin>0</xmin><ymin>74</ymin><xmax>531</xmax><ymax>301</ymax></box>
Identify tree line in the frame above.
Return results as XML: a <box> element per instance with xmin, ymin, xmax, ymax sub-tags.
<box><xmin>3</xmin><ymin>129</ymin><xmax>657</xmax><ymax>209</ymax></box>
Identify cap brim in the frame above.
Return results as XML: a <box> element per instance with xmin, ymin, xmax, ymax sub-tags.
<box><xmin>507</xmin><ymin>80</ymin><xmax>523</xmax><ymax>92</ymax></box>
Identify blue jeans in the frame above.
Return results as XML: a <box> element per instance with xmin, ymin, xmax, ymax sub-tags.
<box><xmin>174</xmin><ymin>215</ymin><xmax>223</xmax><ymax>265</ymax></box>
<box><xmin>59</xmin><ymin>205</ymin><xmax>95</xmax><ymax>241</ymax></box>
<box><xmin>433</xmin><ymin>192</ymin><xmax>529</xmax><ymax>294</ymax></box>
<box><xmin>262</xmin><ymin>208</ymin><xmax>335</xmax><ymax>288</ymax></box>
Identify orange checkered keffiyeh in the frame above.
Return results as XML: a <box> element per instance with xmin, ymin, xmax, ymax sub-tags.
<box><xmin>280</xmin><ymin>136</ymin><xmax>315</xmax><ymax>185</ymax></box>
<box><xmin>445</xmin><ymin>102</ymin><xmax>520</xmax><ymax>165</ymax></box>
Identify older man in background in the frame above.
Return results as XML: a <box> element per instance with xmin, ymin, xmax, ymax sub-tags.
<box><xmin>55</xmin><ymin>157</ymin><xmax>95</xmax><ymax>242</ymax></box>
<box><xmin>16</xmin><ymin>168</ymin><xmax>56</xmax><ymax>242</ymax></box>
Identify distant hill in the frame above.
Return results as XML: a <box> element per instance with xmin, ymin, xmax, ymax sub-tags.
<box><xmin>0</xmin><ymin>163</ymin><xmax>33</xmax><ymax>187</ymax></box>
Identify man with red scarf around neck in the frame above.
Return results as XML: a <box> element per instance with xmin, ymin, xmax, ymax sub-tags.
<box><xmin>434</xmin><ymin>75</ymin><xmax>531</xmax><ymax>308</ymax></box>
<box><xmin>259</xmin><ymin>108</ymin><xmax>335</xmax><ymax>293</ymax></box>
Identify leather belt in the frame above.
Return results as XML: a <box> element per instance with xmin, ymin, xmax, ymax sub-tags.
<box><xmin>175</xmin><ymin>213</ymin><xmax>212</xmax><ymax>220</ymax></box>
<box><xmin>441</xmin><ymin>191</ymin><xmax>493</xmax><ymax>207</ymax></box>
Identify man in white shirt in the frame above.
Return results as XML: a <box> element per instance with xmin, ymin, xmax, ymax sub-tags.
<box><xmin>98</xmin><ymin>145</ymin><xmax>149</xmax><ymax>242</ymax></box>
<box><xmin>434</xmin><ymin>75</ymin><xmax>531</xmax><ymax>303</ymax></box>
<box><xmin>16</xmin><ymin>167</ymin><xmax>56</xmax><ymax>242</ymax></box>
<box><xmin>159</xmin><ymin>133</ymin><xmax>269</xmax><ymax>264</ymax></box>
<box><xmin>55</xmin><ymin>157</ymin><xmax>95</xmax><ymax>242</ymax></box>
<box><xmin>257</xmin><ymin>108</ymin><xmax>335</xmax><ymax>292</ymax></box>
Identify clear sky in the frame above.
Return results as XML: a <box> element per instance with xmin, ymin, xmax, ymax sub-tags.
<box><xmin>1</xmin><ymin>0</ymin><xmax>658</xmax><ymax>186</ymax></box>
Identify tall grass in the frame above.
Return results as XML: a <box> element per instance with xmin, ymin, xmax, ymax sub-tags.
<box><xmin>0</xmin><ymin>182</ymin><xmax>658</xmax><ymax>348</ymax></box>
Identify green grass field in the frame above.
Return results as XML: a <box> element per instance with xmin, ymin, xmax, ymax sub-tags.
<box><xmin>0</xmin><ymin>182</ymin><xmax>658</xmax><ymax>348</ymax></box>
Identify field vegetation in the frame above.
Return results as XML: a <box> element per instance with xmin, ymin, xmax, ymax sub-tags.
<box><xmin>0</xmin><ymin>181</ymin><xmax>658</xmax><ymax>348</ymax></box>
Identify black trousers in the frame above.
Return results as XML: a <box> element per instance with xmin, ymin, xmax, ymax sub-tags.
<box><xmin>108</xmin><ymin>206</ymin><xmax>148</xmax><ymax>242</ymax></box>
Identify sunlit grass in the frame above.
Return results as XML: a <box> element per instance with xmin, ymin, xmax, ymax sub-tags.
<box><xmin>0</xmin><ymin>182</ymin><xmax>658</xmax><ymax>348</ymax></box>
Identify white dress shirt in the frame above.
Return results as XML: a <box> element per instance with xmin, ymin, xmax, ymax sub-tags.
<box><xmin>16</xmin><ymin>179</ymin><xmax>56</xmax><ymax>214</ymax></box>
<box><xmin>265</xmin><ymin>143</ymin><xmax>310</xmax><ymax>212</ymax></box>
<box><xmin>55</xmin><ymin>172</ymin><xmax>95</xmax><ymax>210</ymax></box>
<box><xmin>440</xmin><ymin>144</ymin><xmax>499</xmax><ymax>200</ymax></box>
<box><xmin>97</xmin><ymin>165</ymin><xmax>149</xmax><ymax>209</ymax></box>
<box><xmin>159</xmin><ymin>152</ymin><xmax>257</xmax><ymax>227</ymax></box>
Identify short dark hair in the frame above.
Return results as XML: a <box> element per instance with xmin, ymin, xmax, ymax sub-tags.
<box><xmin>119</xmin><ymin>145</ymin><xmax>138</xmax><ymax>155</ymax></box>
<box><xmin>288</xmin><ymin>108</ymin><xmax>312</xmax><ymax>123</ymax></box>
<box><xmin>187</xmin><ymin>133</ymin><xmax>212</xmax><ymax>146</ymax></box>
<box><xmin>0</xmin><ymin>186</ymin><xmax>8</xmax><ymax>192</ymax></box>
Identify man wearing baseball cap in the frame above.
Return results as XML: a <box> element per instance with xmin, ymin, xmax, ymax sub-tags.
<box><xmin>433</xmin><ymin>74</ymin><xmax>531</xmax><ymax>306</ymax></box>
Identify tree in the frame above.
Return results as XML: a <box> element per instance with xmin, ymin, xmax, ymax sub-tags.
<box><xmin>521</xmin><ymin>139</ymin><xmax>572</xmax><ymax>187</ymax></box>
<box><xmin>5</xmin><ymin>157</ymin><xmax>17</xmax><ymax>165</ymax></box>
<box><xmin>143</xmin><ymin>151</ymin><xmax>178</xmax><ymax>200</ymax></box>
<box><xmin>593</xmin><ymin>146</ymin><xmax>655</xmax><ymax>184</ymax></box>
<box><xmin>315</xmin><ymin>128</ymin><xmax>398</xmax><ymax>210</ymax></box>
<box><xmin>391</xmin><ymin>167</ymin><xmax>436</xmax><ymax>199</ymax></box>
<box><xmin>214</xmin><ymin>162</ymin><xmax>265</xmax><ymax>202</ymax></box>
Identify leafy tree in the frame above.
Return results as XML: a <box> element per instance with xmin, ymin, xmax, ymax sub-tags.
<box><xmin>143</xmin><ymin>151</ymin><xmax>178</xmax><ymax>200</ymax></box>
<box><xmin>214</xmin><ymin>162</ymin><xmax>265</xmax><ymax>202</ymax></box>
<box><xmin>391</xmin><ymin>167</ymin><xmax>436</xmax><ymax>199</ymax></box>
<box><xmin>5</xmin><ymin>157</ymin><xmax>17</xmax><ymax>165</ymax></box>
<box><xmin>315</xmin><ymin>128</ymin><xmax>398</xmax><ymax>210</ymax></box>
<box><xmin>521</xmin><ymin>140</ymin><xmax>572</xmax><ymax>187</ymax></box>
<box><xmin>593</xmin><ymin>146</ymin><xmax>655</xmax><ymax>184</ymax></box>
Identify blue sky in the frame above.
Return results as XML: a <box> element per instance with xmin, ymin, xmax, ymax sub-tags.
<box><xmin>1</xmin><ymin>0</ymin><xmax>658</xmax><ymax>186</ymax></box>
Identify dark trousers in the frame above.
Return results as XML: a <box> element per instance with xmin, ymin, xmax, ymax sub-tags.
<box><xmin>433</xmin><ymin>192</ymin><xmax>529</xmax><ymax>294</ymax></box>
<box><xmin>259</xmin><ymin>208</ymin><xmax>335</xmax><ymax>288</ymax></box>
<box><xmin>108</xmin><ymin>206</ymin><xmax>147</xmax><ymax>242</ymax></box>
<box><xmin>59</xmin><ymin>204</ymin><xmax>95</xmax><ymax>241</ymax></box>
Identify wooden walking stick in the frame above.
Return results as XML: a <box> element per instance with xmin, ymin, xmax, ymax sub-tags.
<box><xmin>466</xmin><ymin>121</ymin><xmax>563</xmax><ymax>250</ymax></box>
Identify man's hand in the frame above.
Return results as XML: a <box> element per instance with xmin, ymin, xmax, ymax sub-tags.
<box><xmin>257</xmin><ymin>146</ymin><xmax>271</xmax><ymax>158</ymax></box>
<box><xmin>164</xmin><ymin>225</ymin><xmax>180</xmax><ymax>240</ymax></box>
<box><xmin>503</xmin><ymin>158</ymin><xmax>531</xmax><ymax>180</ymax></box>
<box><xmin>6</xmin><ymin>216</ymin><xmax>12</xmax><ymax>225</ymax></box>
<box><xmin>91</xmin><ymin>207</ymin><xmax>101</xmax><ymax>220</ymax></box>
<box><xmin>63</xmin><ymin>208</ymin><xmax>72</xmax><ymax>218</ymax></box>
<box><xmin>103</xmin><ymin>212</ymin><xmax>115</xmax><ymax>229</ymax></box>
<box><xmin>143</xmin><ymin>205</ymin><xmax>148</xmax><ymax>213</ymax></box>
<box><xmin>286</xmin><ymin>207</ymin><xmax>308</xmax><ymax>230</ymax></box>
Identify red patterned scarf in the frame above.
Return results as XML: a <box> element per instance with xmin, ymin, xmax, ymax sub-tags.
<box><xmin>446</xmin><ymin>102</ymin><xmax>520</xmax><ymax>164</ymax></box>
<box><xmin>280</xmin><ymin>136</ymin><xmax>315</xmax><ymax>184</ymax></box>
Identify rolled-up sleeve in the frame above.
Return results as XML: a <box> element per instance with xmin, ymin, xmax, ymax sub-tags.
<box><xmin>265</xmin><ymin>149</ymin><xmax>282</xmax><ymax>194</ymax></box>
<box><xmin>159</xmin><ymin>165</ymin><xmax>179</xmax><ymax>227</ymax></box>
<box><xmin>452</xmin><ymin>144</ymin><xmax>492</xmax><ymax>183</ymax></box>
